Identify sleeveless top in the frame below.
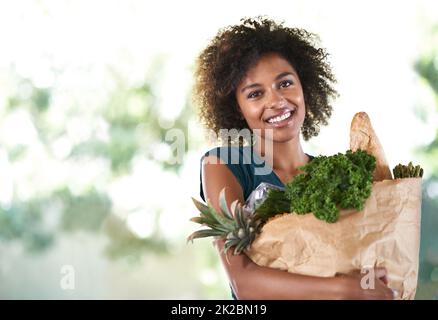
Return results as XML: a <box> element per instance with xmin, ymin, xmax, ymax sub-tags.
<box><xmin>200</xmin><ymin>146</ymin><xmax>314</xmax><ymax>202</ymax></box>
<box><xmin>199</xmin><ymin>145</ymin><xmax>315</xmax><ymax>299</ymax></box>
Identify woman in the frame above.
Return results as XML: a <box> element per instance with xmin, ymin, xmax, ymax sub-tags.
<box><xmin>193</xmin><ymin>17</ymin><xmax>394</xmax><ymax>300</ymax></box>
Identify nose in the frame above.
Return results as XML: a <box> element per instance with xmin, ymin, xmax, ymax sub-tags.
<box><xmin>266</xmin><ymin>88</ymin><xmax>285</xmax><ymax>109</ymax></box>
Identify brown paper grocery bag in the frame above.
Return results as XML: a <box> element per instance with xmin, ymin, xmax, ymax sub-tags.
<box><xmin>246</xmin><ymin>177</ymin><xmax>422</xmax><ymax>300</ymax></box>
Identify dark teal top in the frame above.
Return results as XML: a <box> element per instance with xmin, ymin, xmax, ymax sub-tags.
<box><xmin>200</xmin><ymin>146</ymin><xmax>314</xmax><ymax>202</ymax></box>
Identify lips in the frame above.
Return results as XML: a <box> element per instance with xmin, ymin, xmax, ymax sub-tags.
<box><xmin>264</xmin><ymin>108</ymin><xmax>296</xmax><ymax>125</ymax></box>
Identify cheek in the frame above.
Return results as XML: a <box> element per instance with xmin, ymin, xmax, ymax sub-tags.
<box><xmin>296</xmin><ymin>105</ymin><xmax>306</xmax><ymax>127</ymax></box>
<box><xmin>292</xmin><ymin>88</ymin><xmax>306</xmax><ymax>115</ymax></box>
<box><xmin>248</xmin><ymin>107</ymin><xmax>263</xmax><ymax>121</ymax></box>
<box><xmin>290</xmin><ymin>86</ymin><xmax>305</xmax><ymax>104</ymax></box>
<box><xmin>298</xmin><ymin>101</ymin><xmax>306</xmax><ymax>118</ymax></box>
<box><xmin>288</xmin><ymin>89</ymin><xmax>306</xmax><ymax>125</ymax></box>
<box><xmin>240</xmin><ymin>102</ymin><xmax>264</xmax><ymax>122</ymax></box>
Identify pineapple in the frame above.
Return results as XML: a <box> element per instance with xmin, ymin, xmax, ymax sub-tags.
<box><xmin>188</xmin><ymin>189</ymin><xmax>262</xmax><ymax>255</ymax></box>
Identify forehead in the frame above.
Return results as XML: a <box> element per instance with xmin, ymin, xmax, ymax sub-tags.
<box><xmin>241</xmin><ymin>53</ymin><xmax>296</xmax><ymax>83</ymax></box>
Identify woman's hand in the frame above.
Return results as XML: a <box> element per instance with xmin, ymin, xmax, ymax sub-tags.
<box><xmin>335</xmin><ymin>267</ymin><xmax>396</xmax><ymax>300</ymax></box>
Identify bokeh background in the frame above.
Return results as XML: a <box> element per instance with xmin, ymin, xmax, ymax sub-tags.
<box><xmin>0</xmin><ymin>0</ymin><xmax>437</xmax><ymax>299</ymax></box>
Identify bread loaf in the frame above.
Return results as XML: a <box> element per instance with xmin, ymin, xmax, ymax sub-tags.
<box><xmin>350</xmin><ymin>112</ymin><xmax>392</xmax><ymax>181</ymax></box>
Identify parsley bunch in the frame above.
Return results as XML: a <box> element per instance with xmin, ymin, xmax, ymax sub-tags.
<box><xmin>255</xmin><ymin>150</ymin><xmax>376</xmax><ymax>223</ymax></box>
<box><xmin>286</xmin><ymin>150</ymin><xmax>376</xmax><ymax>223</ymax></box>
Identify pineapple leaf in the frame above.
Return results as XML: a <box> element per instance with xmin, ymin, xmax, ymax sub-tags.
<box><xmin>191</xmin><ymin>198</ymin><xmax>224</xmax><ymax>227</ymax></box>
<box><xmin>190</xmin><ymin>199</ymin><xmax>237</xmax><ymax>234</ymax></box>
<box><xmin>190</xmin><ymin>216</ymin><xmax>217</xmax><ymax>226</ymax></box>
<box><xmin>235</xmin><ymin>204</ymin><xmax>245</xmax><ymax>229</ymax></box>
<box><xmin>206</xmin><ymin>201</ymin><xmax>236</xmax><ymax>230</ymax></box>
<box><xmin>187</xmin><ymin>229</ymin><xmax>225</xmax><ymax>243</ymax></box>
<box><xmin>224</xmin><ymin>238</ymin><xmax>240</xmax><ymax>255</ymax></box>
<box><xmin>230</xmin><ymin>200</ymin><xmax>239</xmax><ymax>218</ymax></box>
<box><xmin>189</xmin><ymin>216</ymin><xmax>204</xmax><ymax>224</ymax></box>
<box><xmin>219</xmin><ymin>188</ymin><xmax>233</xmax><ymax>219</ymax></box>
<box><xmin>234</xmin><ymin>240</ymin><xmax>248</xmax><ymax>255</ymax></box>
<box><xmin>197</xmin><ymin>211</ymin><xmax>218</xmax><ymax>227</ymax></box>
<box><xmin>191</xmin><ymin>197</ymin><xmax>211</xmax><ymax>215</ymax></box>
<box><xmin>190</xmin><ymin>216</ymin><xmax>233</xmax><ymax>234</ymax></box>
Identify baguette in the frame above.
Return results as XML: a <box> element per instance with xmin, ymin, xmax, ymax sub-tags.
<box><xmin>350</xmin><ymin>112</ymin><xmax>392</xmax><ymax>181</ymax></box>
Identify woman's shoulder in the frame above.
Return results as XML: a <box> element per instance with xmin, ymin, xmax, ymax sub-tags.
<box><xmin>199</xmin><ymin>146</ymin><xmax>251</xmax><ymax>202</ymax></box>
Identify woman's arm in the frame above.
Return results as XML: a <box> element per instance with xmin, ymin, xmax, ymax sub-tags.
<box><xmin>202</xmin><ymin>155</ymin><xmax>394</xmax><ymax>300</ymax></box>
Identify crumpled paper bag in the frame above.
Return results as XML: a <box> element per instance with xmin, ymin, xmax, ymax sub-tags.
<box><xmin>246</xmin><ymin>177</ymin><xmax>422</xmax><ymax>300</ymax></box>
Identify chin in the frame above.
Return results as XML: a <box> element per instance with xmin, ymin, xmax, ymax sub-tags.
<box><xmin>261</xmin><ymin>130</ymin><xmax>300</xmax><ymax>144</ymax></box>
<box><xmin>251</xmin><ymin>124</ymin><xmax>302</xmax><ymax>144</ymax></box>
<box><xmin>274</xmin><ymin>133</ymin><xmax>299</xmax><ymax>143</ymax></box>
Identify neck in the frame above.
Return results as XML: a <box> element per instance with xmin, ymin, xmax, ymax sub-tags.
<box><xmin>253</xmin><ymin>134</ymin><xmax>308</xmax><ymax>174</ymax></box>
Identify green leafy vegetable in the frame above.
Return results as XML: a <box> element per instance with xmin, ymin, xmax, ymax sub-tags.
<box><xmin>286</xmin><ymin>149</ymin><xmax>375</xmax><ymax>223</ymax></box>
<box><xmin>254</xmin><ymin>188</ymin><xmax>290</xmax><ymax>221</ymax></box>
<box><xmin>257</xmin><ymin>149</ymin><xmax>376</xmax><ymax>223</ymax></box>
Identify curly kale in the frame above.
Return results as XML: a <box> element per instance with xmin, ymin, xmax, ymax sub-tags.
<box><xmin>285</xmin><ymin>150</ymin><xmax>376</xmax><ymax>223</ymax></box>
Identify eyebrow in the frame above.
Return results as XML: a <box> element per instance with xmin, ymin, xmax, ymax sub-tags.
<box><xmin>240</xmin><ymin>71</ymin><xmax>294</xmax><ymax>93</ymax></box>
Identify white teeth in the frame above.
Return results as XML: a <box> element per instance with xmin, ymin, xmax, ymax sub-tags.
<box><xmin>267</xmin><ymin>111</ymin><xmax>292</xmax><ymax>124</ymax></box>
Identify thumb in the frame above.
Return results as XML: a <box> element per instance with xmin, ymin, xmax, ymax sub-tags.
<box><xmin>375</xmin><ymin>267</ymin><xmax>388</xmax><ymax>284</ymax></box>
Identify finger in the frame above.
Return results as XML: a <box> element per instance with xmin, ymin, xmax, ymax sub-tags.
<box><xmin>374</xmin><ymin>267</ymin><xmax>387</xmax><ymax>279</ymax></box>
<box><xmin>379</xmin><ymin>275</ymin><xmax>388</xmax><ymax>285</ymax></box>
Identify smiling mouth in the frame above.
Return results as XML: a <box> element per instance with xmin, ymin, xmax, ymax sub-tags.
<box><xmin>265</xmin><ymin>108</ymin><xmax>296</xmax><ymax>125</ymax></box>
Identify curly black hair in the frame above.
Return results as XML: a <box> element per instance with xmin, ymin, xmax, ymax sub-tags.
<box><xmin>193</xmin><ymin>16</ymin><xmax>338</xmax><ymax>142</ymax></box>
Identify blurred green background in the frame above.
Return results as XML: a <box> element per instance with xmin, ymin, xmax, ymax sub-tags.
<box><xmin>0</xmin><ymin>0</ymin><xmax>437</xmax><ymax>299</ymax></box>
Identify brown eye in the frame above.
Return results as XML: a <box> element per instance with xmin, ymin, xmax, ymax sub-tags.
<box><xmin>279</xmin><ymin>80</ymin><xmax>293</xmax><ymax>88</ymax></box>
<box><xmin>248</xmin><ymin>91</ymin><xmax>262</xmax><ymax>99</ymax></box>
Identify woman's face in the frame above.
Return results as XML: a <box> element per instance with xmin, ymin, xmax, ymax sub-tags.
<box><xmin>235</xmin><ymin>52</ymin><xmax>306</xmax><ymax>143</ymax></box>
